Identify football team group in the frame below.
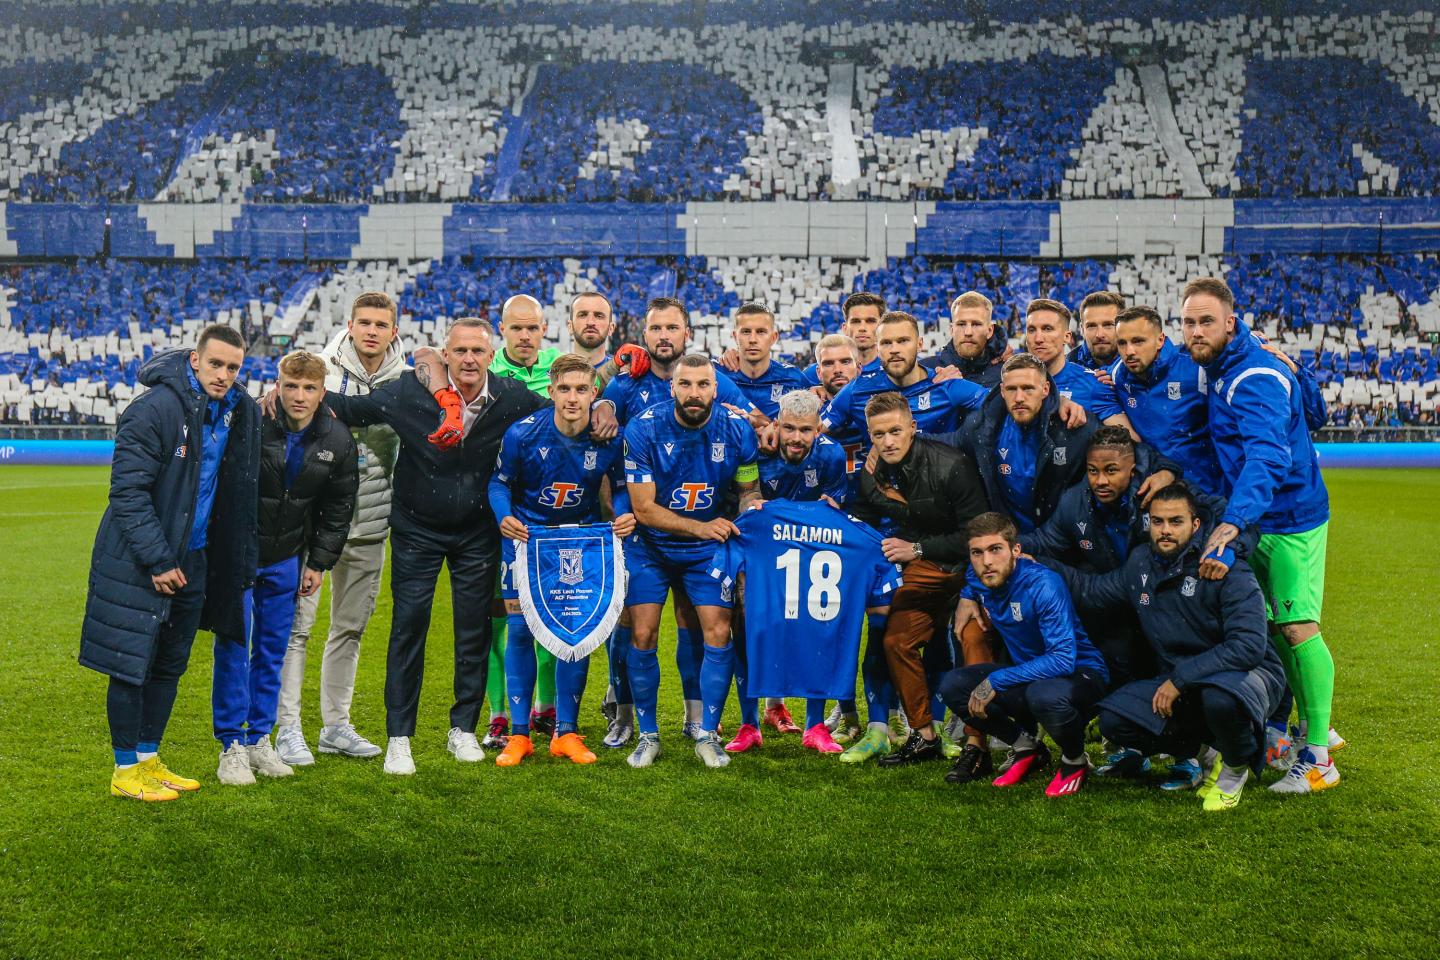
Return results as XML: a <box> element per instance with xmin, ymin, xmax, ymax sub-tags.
<box><xmin>81</xmin><ymin>275</ymin><xmax>1341</xmax><ymax>813</ymax></box>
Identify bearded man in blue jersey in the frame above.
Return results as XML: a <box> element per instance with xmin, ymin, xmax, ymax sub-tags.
<box><xmin>725</xmin><ymin>389</ymin><xmax>851</xmax><ymax>755</ymax></box>
<box><xmin>622</xmin><ymin>354</ymin><xmax>761</xmax><ymax>769</ymax></box>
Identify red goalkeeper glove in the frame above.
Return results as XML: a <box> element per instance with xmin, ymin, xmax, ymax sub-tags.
<box><xmin>614</xmin><ymin>343</ymin><xmax>651</xmax><ymax>380</ymax></box>
<box><xmin>428</xmin><ymin>386</ymin><xmax>465</xmax><ymax>449</ymax></box>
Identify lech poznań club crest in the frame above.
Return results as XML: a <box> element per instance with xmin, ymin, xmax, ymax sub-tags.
<box><xmin>711</xmin><ymin>442</ymin><xmax>725</xmax><ymax>463</ymax></box>
<box><xmin>559</xmin><ymin>548</ymin><xmax>584</xmax><ymax>586</ymax></box>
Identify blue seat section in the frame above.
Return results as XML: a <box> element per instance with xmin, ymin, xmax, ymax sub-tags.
<box><xmin>872</xmin><ymin>56</ymin><xmax>1114</xmax><ymax>200</ymax></box>
<box><xmin>1233</xmin><ymin>56</ymin><xmax>1440</xmax><ymax>199</ymax></box>
<box><xmin>16</xmin><ymin>53</ymin><xmax>400</xmax><ymax>203</ymax></box>
<box><xmin>194</xmin><ymin>205</ymin><xmax>368</xmax><ymax>259</ymax></box>
<box><xmin>915</xmin><ymin>201</ymin><xmax>1058</xmax><ymax>256</ymax></box>
<box><xmin>0</xmin><ymin>56</ymin><xmax>101</xmax><ymax>124</ymax></box>
<box><xmin>1231</xmin><ymin>198</ymin><xmax>1440</xmax><ymax>254</ymax></box>
<box><xmin>797</xmin><ymin>256</ymin><xmax>1112</xmax><ymax>340</ymax></box>
<box><xmin>441</xmin><ymin>203</ymin><xmax>685</xmax><ymax>258</ymax></box>
<box><xmin>107</xmin><ymin>205</ymin><xmax>176</xmax><ymax>258</ymax></box>
<box><xmin>583</xmin><ymin>256</ymin><xmax>740</xmax><ymax>331</ymax></box>
<box><xmin>1</xmin><ymin>259</ymin><xmax>324</xmax><ymax>407</ymax></box>
<box><xmin>206</xmin><ymin>52</ymin><xmax>401</xmax><ymax>202</ymax></box>
<box><xmin>5</xmin><ymin>203</ymin><xmax>106</xmax><ymax>257</ymax></box>
<box><xmin>501</xmin><ymin>62</ymin><xmax>761</xmax><ymax>202</ymax></box>
<box><xmin>399</xmin><ymin>257</ymin><xmax>573</xmax><ymax>323</ymax></box>
<box><xmin>19</xmin><ymin>81</ymin><xmax>212</xmax><ymax>202</ymax></box>
<box><xmin>1226</xmin><ymin>254</ymin><xmax>1381</xmax><ymax>330</ymax></box>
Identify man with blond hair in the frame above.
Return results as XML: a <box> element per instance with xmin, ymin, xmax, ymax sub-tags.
<box><xmin>923</xmin><ymin>290</ymin><xmax>1011</xmax><ymax>389</ymax></box>
<box><xmin>277</xmin><ymin>292</ymin><xmax>407</xmax><ymax>767</ymax></box>
<box><xmin>215</xmin><ymin>351</ymin><xmax>357</xmax><ymax>785</ymax></box>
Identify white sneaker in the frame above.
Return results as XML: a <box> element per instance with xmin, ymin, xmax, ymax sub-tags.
<box><xmin>275</xmin><ymin>724</ymin><xmax>315</xmax><ymax>766</ymax></box>
<box><xmin>604</xmin><ymin>716</ymin><xmax>634</xmax><ymax>749</ymax></box>
<box><xmin>446</xmin><ymin>727</ymin><xmax>485</xmax><ymax>763</ymax></box>
<box><xmin>318</xmin><ymin>723</ymin><xmax>382</xmax><ymax>758</ymax></box>
<box><xmin>384</xmin><ymin>736</ymin><xmax>416</xmax><ymax>775</ymax></box>
<box><xmin>217</xmin><ymin>741</ymin><xmax>256</xmax><ymax>786</ymax></box>
<box><xmin>247</xmin><ymin>738</ymin><xmax>295</xmax><ymax>778</ymax></box>
<box><xmin>694</xmin><ymin>732</ymin><xmax>731</xmax><ymax>769</ymax></box>
<box><xmin>627</xmin><ymin>732</ymin><xmax>661</xmax><ymax>769</ymax></box>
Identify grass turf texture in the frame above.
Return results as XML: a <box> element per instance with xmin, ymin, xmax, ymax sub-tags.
<box><xmin>2</xmin><ymin>465</ymin><xmax>1437</xmax><ymax>958</ymax></box>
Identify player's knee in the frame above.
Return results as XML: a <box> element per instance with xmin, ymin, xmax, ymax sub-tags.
<box><xmin>629</xmin><ymin>629</ymin><xmax>659</xmax><ymax>651</ymax></box>
<box><xmin>1281</xmin><ymin>620</ymin><xmax>1319</xmax><ymax>646</ymax></box>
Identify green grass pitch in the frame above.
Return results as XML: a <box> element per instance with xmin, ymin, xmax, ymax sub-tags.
<box><xmin>2</xmin><ymin>466</ymin><xmax>1437</xmax><ymax>958</ymax></box>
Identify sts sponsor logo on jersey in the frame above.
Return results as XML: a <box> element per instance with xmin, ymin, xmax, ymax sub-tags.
<box><xmin>540</xmin><ymin>482</ymin><xmax>584</xmax><ymax>508</ymax></box>
<box><xmin>669</xmin><ymin>483</ymin><xmax>714</xmax><ymax>511</ymax></box>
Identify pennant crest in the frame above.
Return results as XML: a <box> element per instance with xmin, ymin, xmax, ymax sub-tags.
<box><xmin>711</xmin><ymin>442</ymin><xmax>726</xmax><ymax>463</ymax></box>
<box><xmin>515</xmin><ymin>523</ymin><xmax>627</xmax><ymax>662</ymax></box>
<box><xmin>584</xmin><ymin>450</ymin><xmax>598</xmax><ymax>471</ymax></box>
<box><xmin>1167</xmin><ymin>381</ymin><xmax>1182</xmax><ymax>400</ymax></box>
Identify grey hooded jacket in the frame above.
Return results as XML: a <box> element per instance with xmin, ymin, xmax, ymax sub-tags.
<box><xmin>321</xmin><ymin>327</ymin><xmax>408</xmax><ymax>544</ymax></box>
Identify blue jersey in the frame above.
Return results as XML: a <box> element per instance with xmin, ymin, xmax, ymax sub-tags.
<box><xmin>961</xmin><ymin>558</ymin><xmax>1108</xmax><ymax>691</ymax></box>
<box><xmin>624</xmin><ymin>405</ymin><xmax>759</xmax><ymax>560</ymax></box>
<box><xmin>491</xmin><ymin>413</ymin><xmax>626</xmax><ymax>526</ymax></box>
<box><xmin>822</xmin><ymin>366</ymin><xmax>987</xmax><ymax>441</ymax></box>
<box><xmin>1050</xmin><ymin>359</ymin><xmax>1123</xmax><ymax>421</ymax></box>
<box><xmin>729</xmin><ymin>360</ymin><xmax>808</xmax><ymax>419</ymax></box>
<box><xmin>601</xmin><ymin>367</ymin><xmax>754</xmax><ymax>425</ymax></box>
<box><xmin>758</xmin><ymin>435</ymin><xmax>850</xmax><ymax>505</ymax></box>
<box><xmin>1111</xmin><ymin>339</ymin><xmax>1223</xmax><ymax>495</ymax></box>
<box><xmin>708</xmin><ymin>499</ymin><xmax>903</xmax><ymax>699</ymax></box>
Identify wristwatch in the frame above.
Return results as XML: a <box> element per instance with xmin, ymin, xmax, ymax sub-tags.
<box><xmin>912</xmin><ymin>541</ymin><xmax>924</xmax><ymax>560</ymax></box>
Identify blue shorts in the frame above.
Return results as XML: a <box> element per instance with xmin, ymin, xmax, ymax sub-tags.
<box><xmin>624</xmin><ymin>536</ymin><xmax>727</xmax><ymax>608</ymax></box>
<box><xmin>499</xmin><ymin>538</ymin><xmax>519</xmax><ymax>601</ymax></box>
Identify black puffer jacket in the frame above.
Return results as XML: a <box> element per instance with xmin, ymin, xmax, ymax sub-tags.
<box><xmin>256</xmin><ymin>411</ymin><xmax>358</xmax><ymax>570</ymax></box>
<box><xmin>919</xmin><ymin>324</ymin><xmax>1011</xmax><ymax>390</ymax></box>
<box><xmin>855</xmin><ymin>437</ymin><xmax>990</xmax><ymax>572</ymax></box>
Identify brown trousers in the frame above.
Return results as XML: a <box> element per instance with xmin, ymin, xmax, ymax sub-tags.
<box><xmin>883</xmin><ymin>559</ymin><xmax>996</xmax><ymax>731</ymax></box>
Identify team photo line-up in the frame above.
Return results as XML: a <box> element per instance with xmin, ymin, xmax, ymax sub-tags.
<box><xmin>81</xmin><ymin>275</ymin><xmax>1340</xmax><ymax>812</ymax></box>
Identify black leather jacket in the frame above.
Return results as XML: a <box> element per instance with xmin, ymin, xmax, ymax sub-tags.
<box><xmin>855</xmin><ymin>437</ymin><xmax>990</xmax><ymax>572</ymax></box>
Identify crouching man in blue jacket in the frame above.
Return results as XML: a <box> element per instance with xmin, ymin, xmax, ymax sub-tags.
<box><xmin>1047</xmin><ymin>483</ymin><xmax>1286</xmax><ymax>812</ymax></box>
<box><xmin>213</xmin><ymin>351</ymin><xmax>357</xmax><ymax>786</ymax></box>
<box><xmin>80</xmin><ymin>326</ymin><xmax>260</xmax><ymax>801</ymax></box>
<box><xmin>939</xmin><ymin>513</ymin><xmax>1110</xmax><ymax>797</ymax></box>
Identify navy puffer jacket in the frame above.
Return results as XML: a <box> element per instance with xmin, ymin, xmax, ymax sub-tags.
<box><xmin>79</xmin><ymin>350</ymin><xmax>259</xmax><ymax>684</ymax></box>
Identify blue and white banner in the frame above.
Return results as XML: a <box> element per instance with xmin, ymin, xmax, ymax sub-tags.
<box><xmin>515</xmin><ymin>523</ymin><xmax>627</xmax><ymax>662</ymax></box>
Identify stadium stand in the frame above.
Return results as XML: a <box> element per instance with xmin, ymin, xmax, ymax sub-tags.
<box><xmin>1</xmin><ymin>2</ymin><xmax>1438</xmax><ymax>432</ymax></box>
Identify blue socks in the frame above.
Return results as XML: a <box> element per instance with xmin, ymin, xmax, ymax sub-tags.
<box><xmin>700</xmin><ymin>642</ymin><xmax>735</xmax><ymax>734</ymax></box>
<box><xmin>609</xmin><ymin>624</ymin><xmax>633</xmax><ymax>706</ymax></box>
<box><xmin>555</xmin><ymin>656</ymin><xmax>589</xmax><ymax>735</ymax></box>
<box><xmin>675</xmin><ymin>627</ymin><xmax>703</xmax><ymax>702</ymax></box>
<box><xmin>114</xmin><ymin>748</ymin><xmax>138</xmax><ymax>767</ymax></box>
<box><xmin>863</xmin><ymin>613</ymin><xmax>895</xmax><ymax>726</ymax></box>
<box><xmin>804</xmin><ymin>699</ymin><xmax>827</xmax><ymax>730</ymax></box>
<box><xmin>504</xmin><ymin>614</ymin><xmax>537</xmax><ymax>736</ymax></box>
<box><xmin>628</xmin><ymin>646</ymin><xmax>661</xmax><ymax>735</ymax></box>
